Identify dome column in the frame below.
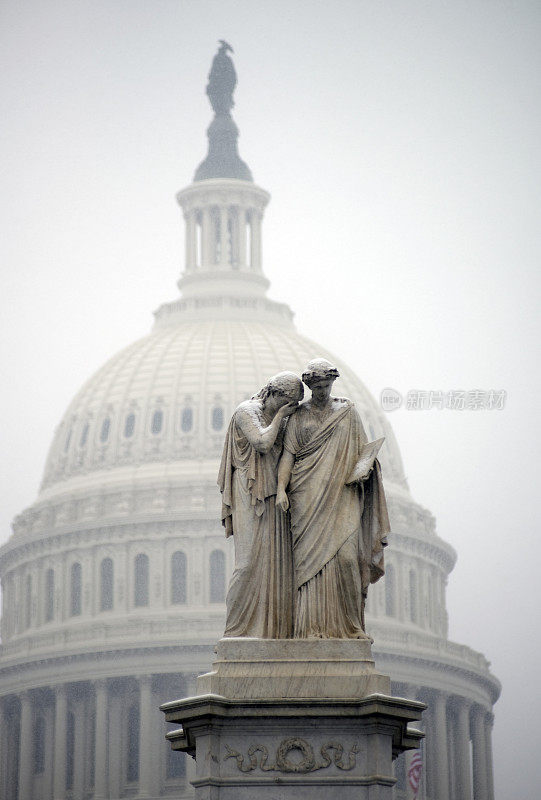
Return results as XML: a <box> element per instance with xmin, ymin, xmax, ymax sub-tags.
<box><xmin>200</xmin><ymin>207</ymin><xmax>212</xmax><ymax>266</ymax></box>
<box><xmin>137</xmin><ymin>675</ymin><xmax>153</xmax><ymax>798</ymax></box>
<box><xmin>43</xmin><ymin>703</ymin><xmax>55</xmax><ymax>799</ymax></box>
<box><xmin>485</xmin><ymin>712</ymin><xmax>495</xmax><ymax>800</ymax></box>
<box><xmin>250</xmin><ymin>209</ymin><xmax>262</xmax><ymax>270</ymax></box>
<box><xmin>453</xmin><ymin>698</ymin><xmax>472</xmax><ymax>800</ymax></box>
<box><xmin>471</xmin><ymin>704</ymin><xmax>489</xmax><ymax>800</ymax></box>
<box><xmin>407</xmin><ymin>684</ymin><xmax>427</xmax><ymax>799</ymax></box>
<box><xmin>396</xmin><ymin>561</ymin><xmax>405</xmax><ymax>623</ymax></box>
<box><xmin>53</xmin><ymin>685</ymin><xmax>68</xmax><ymax>799</ymax></box>
<box><xmin>238</xmin><ymin>207</ymin><xmax>247</xmax><ymax>267</ymax></box>
<box><xmin>108</xmin><ymin>687</ymin><xmax>122</xmax><ymax>798</ymax></box>
<box><xmin>93</xmin><ymin>680</ymin><xmax>108</xmax><ymax>800</ymax></box>
<box><xmin>219</xmin><ymin>207</ymin><xmax>229</xmax><ymax>267</ymax></box>
<box><xmin>429</xmin><ymin>690</ymin><xmax>450</xmax><ymax>800</ymax></box>
<box><xmin>184</xmin><ymin>211</ymin><xmax>197</xmax><ymax>271</ymax></box>
<box><xmin>0</xmin><ymin>700</ymin><xmax>5</xmax><ymax>800</ymax></box>
<box><xmin>18</xmin><ymin>691</ymin><xmax>33</xmax><ymax>800</ymax></box>
<box><xmin>73</xmin><ymin>695</ymin><xmax>86</xmax><ymax>800</ymax></box>
<box><xmin>230</xmin><ymin>207</ymin><xmax>239</xmax><ymax>267</ymax></box>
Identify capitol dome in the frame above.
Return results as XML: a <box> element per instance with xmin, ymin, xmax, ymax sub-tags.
<box><xmin>0</xmin><ymin>46</ymin><xmax>499</xmax><ymax>800</ymax></box>
<box><xmin>39</xmin><ymin>315</ymin><xmax>407</xmax><ymax>498</ymax></box>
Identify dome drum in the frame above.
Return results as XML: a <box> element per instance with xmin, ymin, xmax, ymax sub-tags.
<box><xmin>0</xmin><ymin>515</ymin><xmax>458</xmax><ymax>655</ymax></box>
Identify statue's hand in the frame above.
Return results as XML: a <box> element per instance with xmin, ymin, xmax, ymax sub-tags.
<box><xmin>279</xmin><ymin>400</ymin><xmax>299</xmax><ymax>418</ymax></box>
<box><xmin>277</xmin><ymin>488</ymin><xmax>289</xmax><ymax>512</ymax></box>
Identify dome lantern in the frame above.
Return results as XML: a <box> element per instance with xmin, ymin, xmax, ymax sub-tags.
<box><xmin>176</xmin><ymin>179</ymin><xmax>270</xmax><ymax>299</ymax></box>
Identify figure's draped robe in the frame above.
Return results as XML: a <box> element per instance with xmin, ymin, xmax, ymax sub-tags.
<box><xmin>284</xmin><ymin>399</ymin><xmax>390</xmax><ymax>638</ymax></box>
<box><xmin>218</xmin><ymin>405</ymin><xmax>294</xmax><ymax>638</ymax></box>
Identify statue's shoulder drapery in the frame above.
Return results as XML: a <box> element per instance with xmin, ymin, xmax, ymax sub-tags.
<box><xmin>218</xmin><ymin>402</ymin><xmax>284</xmax><ymax>537</ymax></box>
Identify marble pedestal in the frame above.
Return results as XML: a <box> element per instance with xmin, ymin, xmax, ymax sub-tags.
<box><xmin>161</xmin><ymin>638</ymin><xmax>424</xmax><ymax>799</ymax></box>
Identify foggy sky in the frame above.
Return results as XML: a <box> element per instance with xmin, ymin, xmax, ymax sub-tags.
<box><xmin>1</xmin><ymin>2</ymin><xmax>540</xmax><ymax>797</ymax></box>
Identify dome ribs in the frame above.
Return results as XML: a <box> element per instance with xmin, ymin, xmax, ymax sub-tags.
<box><xmin>196</xmin><ymin>320</ymin><xmax>216</xmax><ymax>457</ymax></box>
<box><xmin>139</xmin><ymin>323</ymin><xmax>186</xmax><ymax>461</ymax></box>
<box><xmin>170</xmin><ymin>323</ymin><xmax>202</xmax><ymax>459</ymax></box>
<box><xmin>239</xmin><ymin>320</ymin><xmax>264</xmax><ymax>396</ymax></box>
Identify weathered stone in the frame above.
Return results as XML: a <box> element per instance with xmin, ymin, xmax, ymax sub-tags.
<box><xmin>162</xmin><ymin>692</ymin><xmax>424</xmax><ymax>800</ymax></box>
<box><xmin>197</xmin><ymin>637</ymin><xmax>391</xmax><ymax>699</ymax></box>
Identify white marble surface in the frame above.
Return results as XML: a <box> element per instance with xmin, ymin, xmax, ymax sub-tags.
<box><xmin>162</xmin><ymin>693</ymin><xmax>425</xmax><ymax>800</ymax></box>
<box><xmin>197</xmin><ymin>637</ymin><xmax>391</xmax><ymax>699</ymax></box>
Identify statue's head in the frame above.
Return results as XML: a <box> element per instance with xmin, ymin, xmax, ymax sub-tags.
<box><xmin>256</xmin><ymin>372</ymin><xmax>304</xmax><ymax>404</ymax></box>
<box><xmin>218</xmin><ymin>39</ymin><xmax>234</xmax><ymax>55</ymax></box>
<box><xmin>301</xmin><ymin>358</ymin><xmax>340</xmax><ymax>389</ymax></box>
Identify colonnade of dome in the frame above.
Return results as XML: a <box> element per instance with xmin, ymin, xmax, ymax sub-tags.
<box><xmin>178</xmin><ymin>179</ymin><xmax>269</xmax><ymax>276</ymax></box>
<box><xmin>0</xmin><ymin>507</ymin><xmax>456</xmax><ymax>650</ymax></box>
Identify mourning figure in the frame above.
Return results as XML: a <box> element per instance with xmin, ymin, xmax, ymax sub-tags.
<box><xmin>277</xmin><ymin>358</ymin><xmax>390</xmax><ymax>638</ymax></box>
<box><xmin>218</xmin><ymin>372</ymin><xmax>304</xmax><ymax>638</ymax></box>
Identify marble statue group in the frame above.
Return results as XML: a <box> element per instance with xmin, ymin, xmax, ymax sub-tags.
<box><xmin>218</xmin><ymin>358</ymin><xmax>390</xmax><ymax>640</ymax></box>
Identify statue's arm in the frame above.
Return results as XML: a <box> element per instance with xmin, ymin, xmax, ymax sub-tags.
<box><xmin>276</xmin><ymin>450</ymin><xmax>295</xmax><ymax>512</ymax></box>
<box><xmin>235</xmin><ymin>404</ymin><xmax>293</xmax><ymax>454</ymax></box>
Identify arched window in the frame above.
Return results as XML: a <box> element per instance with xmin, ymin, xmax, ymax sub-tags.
<box><xmin>33</xmin><ymin>714</ymin><xmax>45</xmax><ymax>774</ymax></box>
<box><xmin>25</xmin><ymin>574</ymin><xmax>32</xmax><ymax>629</ymax></box>
<box><xmin>209</xmin><ymin>550</ymin><xmax>225</xmax><ymax>603</ymax></box>
<box><xmin>211</xmin><ymin>406</ymin><xmax>224</xmax><ymax>431</ymax></box>
<box><xmin>151</xmin><ymin>409</ymin><xmax>163</xmax><ymax>435</ymax></box>
<box><xmin>134</xmin><ymin>553</ymin><xmax>149</xmax><ymax>607</ymax></box>
<box><xmin>70</xmin><ymin>562</ymin><xmax>82</xmax><ymax>616</ymax></box>
<box><xmin>100</xmin><ymin>558</ymin><xmax>114</xmax><ymax>611</ymax></box>
<box><xmin>45</xmin><ymin>568</ymin><xmax>54</xmax><ymax>622</ymax></box>
<box><xmin>171</xmin><ymin>551</ymin><xmax>187</xmax><ymax>604</ymax></box>
<box><xmin>409</xmin><ymin>570</ymin><xmax>418</xmax><ymax>624</ymax></box>
<box><xmin>385</xmin><ymin>564</ymin><xmax>395</xmax><ymax>617</ymax></box>
<box><xmin>124</xmin><ymin>413</ymin><xmax>135</xmax><ymax>438</ymax></box>
<box><xmin>100</xmin><ymin>417</ymin><xmax>110</xmax><ymax>443</ymax></box>
<box><xmin>127</xmin><ymin>703</ymin><xmax>140</xmax><ymax>782</ymax></box>
<box><xmin>181</xmin><ymin>407</ymin><xmax>193</xmax><ymax>433</ymax></box>
<box><xmin>80</xmin><ymin>423</ymin><xmax>89</xmax><ymax>448</ymax></box>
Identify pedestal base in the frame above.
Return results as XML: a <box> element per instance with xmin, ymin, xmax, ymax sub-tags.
<box><xmin>197</xmin><ymin>637</ymin><xmax>391</xmax><ymax>699</ymax></box>
<box><xmin>161</xmin><ymin>639</ymin><xmax>424</xmax><ymax>799</ymax></box>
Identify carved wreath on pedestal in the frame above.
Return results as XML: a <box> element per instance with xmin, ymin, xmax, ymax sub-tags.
<box><xmin>224</xmin><ymin>737</ymin><xmax>359</xmax><ymax>773</ymax></box>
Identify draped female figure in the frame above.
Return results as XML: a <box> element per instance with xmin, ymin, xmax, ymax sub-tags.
<box><xmin>277</xmin><ymin>359</ymin><xmax>390</xmax><ymax>638</ymax></box>
<box><xmin>218</xmin><ymin>371</ymin><xmax>304</xmax><ymax>638</ymax></box>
